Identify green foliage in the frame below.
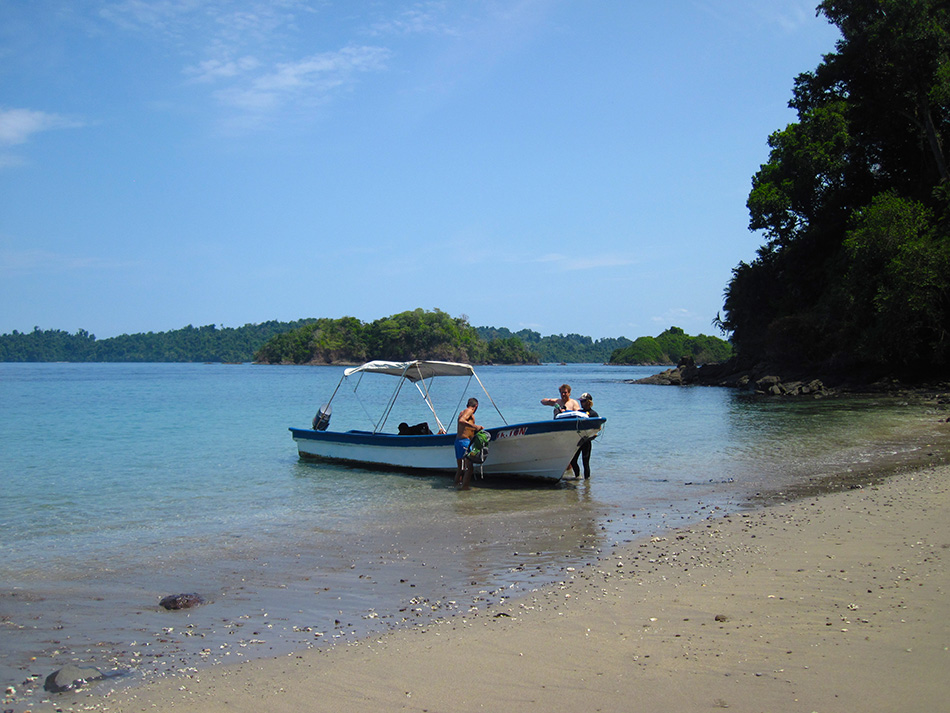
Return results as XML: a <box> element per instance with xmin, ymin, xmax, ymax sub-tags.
<box><xmin>608</xmin><ymin>327</ymin><xmax>733</xmax><ymax>365</ymax></box>
<box><xmin>614</xmin><ymin>336</ymin><xmax>665</xmax><ymax>364</ymax></box>
<box><xmin>3</xmin><ymin>315</ymin><xmax>730</xmax><ymax>366</ymax></box>
<box><xmin>0</xmin><ymin>321</ymin><xmax>316</xmax><ymax>363</ymax></box>
<box><xmin>363</xmin><ymin>309</ymin><xmax>483</xmax><ymax>363</ymax></box>
<box><xmin>0</xmin><ymin>327</ymin><xmax>98</xmax><ymax>362</ymax></box>
<box><xmin>844</xmin><ymin>192</ymin><xmax>950</xmax><ymax>364</ymax></box>
<box><xmin>254</xmin><ymin>309</ymin><xmax>541</xmax><ymax>365</ymax></box>
<box><xmin>477</xmin><ymin>326</ymin><xmax>631</xmax><ymax>363</ymax></box>
<box><xmin>485</xmin><ymin>336</ymin><xmax>539</xmax><ymax>364</ymax></box>
<box><xmin>720</xmin><ymin>0</ymin><xmax>950</xmax><ymax>372</ymax></box>
<box><xmin>747</xmin><ymin>101</ymin><xmax>852</xmax><ymax>249</ymax></box>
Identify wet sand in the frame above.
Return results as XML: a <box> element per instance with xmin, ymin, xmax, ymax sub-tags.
<box><xmin>31</xmin><ymin>461</ymin><xmax>949</xmax><ymax>713</ymax></box>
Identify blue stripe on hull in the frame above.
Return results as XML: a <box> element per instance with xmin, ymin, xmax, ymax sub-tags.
<box><xmin>289</xmin><ymin>417</ymin><xmax>606</xmax><ymax>480</ymax></box>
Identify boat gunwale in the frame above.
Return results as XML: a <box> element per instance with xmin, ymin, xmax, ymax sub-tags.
<box><xmin>290</xmin><ymin>416</ymin><xmax>607</xmax><ymax>447</ymax></box>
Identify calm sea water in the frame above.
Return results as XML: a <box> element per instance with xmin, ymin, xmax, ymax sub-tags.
<box><xmin>1</xmin><ymin>362</ymin><xmax>945</xmax><ymax>704</ymax></box>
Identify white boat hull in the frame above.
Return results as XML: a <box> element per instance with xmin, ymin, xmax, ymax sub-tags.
<box><xmin>290</xmin><ymin>417</ymin><xmax>605</xmax><ymax>481</ymax></box>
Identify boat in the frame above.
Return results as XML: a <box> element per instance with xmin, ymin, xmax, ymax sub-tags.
<box><xmin>289</xmin><ymin>360</ymin><xmax>606</xmax><ymax>482</ymax></box>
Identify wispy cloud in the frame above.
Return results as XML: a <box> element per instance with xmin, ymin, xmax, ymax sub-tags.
<box><xmin>765</xmin><ymin>0</ymin><xmax>822</xmax><ymax>33</ymax></box>
<box><xmin>0</xmin><ymin>249</ymin><xmax>139</xmax><ymax>276</ymax></box>
<box><xmin>186</xmin><ymin>56</ymin><xmax>262</xmax><ymax>83</ymax></box>
<box><xmin>567</xmin><ymin>255</ymin><xmax>639</xmax><ymax>270</ymax></box>
<box><xmin>99</xmin><ymin>1</ymin><xmax>394</xmax><ymax>130</ymax></box>
<box><xmin>366</xmin><ymin>2</ymin><xmax>459</xmax><ymax>37</ymax></box>
<box><xmin>0</xmin><ymin>108</ymin><xmax>84</xmax><ymax>146</ymax></box>
<box><xmin>692</xmin><ymin>0</ymin><xmax>822</xmax><ymax>34</ymax></box>
<box><xmin>0</xmin><ymin>154</ymin><xmax>27</xmax><ymax>169</ymax></box>
<box><xmin>99</xmin><ymin>0</ymin><xmax>303</xmax><ymax>40</ymax></box>
<box><xmin>529</xmin><ymin>252</ymin><xmax>638</xmax><ymax>271</ymax></box>
<box><xmin>207</xmin><ymin>45</ymin><xmax>391</xmax><ymax>119</ymax></box>
<box><xmin>650</xmin><ymin>307</ymin><xmax>712</xmax><ymax>330</ymax></box>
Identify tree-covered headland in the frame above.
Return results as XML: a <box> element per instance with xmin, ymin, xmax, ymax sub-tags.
<box><xmin>0</xmin><ymin>321</ymin><xmax>317</xmax><ymax>363</ymax></box>
<box><xmin>718</xmin><ymin>0</ymin><xmax>950</xmax><ymax>380</ymax></box>
<box><xmin>255</xmin><ymin>313</ymin><xmax>726</xmax><ymax>365</ymax></box>
<box><xmin>476</xmin><ymin>326</ymin><xmax>632</xmax><ymax>363</ymax></box>
<box><xmin>609</xmin><ymin>327</ymin><xmax>732</xmax><ymax>365</ymax></box>
<box><xmin>254</xmin><ymin>309</ymin><xmax>540</xmax><ymax>365</ymax></box>
<box><xmin>1</xmin><ymin>312</ymin><xmax>724</xmax><ymax>365</ymax></box>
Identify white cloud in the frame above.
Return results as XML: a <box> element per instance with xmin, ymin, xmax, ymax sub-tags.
<box><xmin>366</xmin><ymin>2</ymin><xmax>459</xmax><ymax>37</ymax></box>
<box><xmin>0</xmin><ymin>108</ymin><xmax>83</xmax><ymax>146</ymax></box>
<box><xmin>650</xmin><ymin>310</ymin><xmax>725</xmax><ymax>336</ymax></box>
<box><xmin>691</xmin><ymin>0</ymin><xmax>824</xmax><ymax>34</ymax></box>
<box><xmin>0</xmin><ymin>249</ymin><xmax>139</xmax><ymax>276</ymax></box>
<box><xmin>185</xmin><ymin>56</ymin><xmax>261</xmax><ymax>83</ymax></box>
<box><xmin>565</xmin><ymin>255</ymin><xmax>638</xmax><ymax>271</ymax></box>
<box><xmin>211</xmin><ymin>45</ymin><xmax>391</xmax><ymax>114</ymax></box>
<box><xmin>528</xmin><ymin>252</ymin><xmax>637</xmax><ymax>271</ymax></box>
<box><xmin>0</xmin><ymin>154</ymin><xmax>27</xmax><ymax>169</ymax></box>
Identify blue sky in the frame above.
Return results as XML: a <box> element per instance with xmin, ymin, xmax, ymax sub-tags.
<box><xmin>0</xmin><ymin>1</ymin><xmax>841</xmax><ymax>340</ymax></box>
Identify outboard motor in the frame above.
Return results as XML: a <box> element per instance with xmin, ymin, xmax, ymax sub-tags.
<box><xmin>312</xmin><ymin>404</ymin><xmax>332</xmax><ymax>431</ymax></box>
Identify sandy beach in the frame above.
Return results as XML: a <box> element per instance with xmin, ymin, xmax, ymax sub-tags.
<box><xmin>28</xmin><ymin>458</ymin><xmax>948</xmax><ymax>713</ymax></box>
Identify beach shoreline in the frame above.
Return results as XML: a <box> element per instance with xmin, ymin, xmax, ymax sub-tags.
<box><xmin>26</xmin><ymin>456</ymin><xmax>949</xmax><ymax>713</ymax></box>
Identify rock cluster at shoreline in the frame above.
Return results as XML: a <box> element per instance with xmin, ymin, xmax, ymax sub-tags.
<box><xmin>630</xmin><ymin>355</ymin><xmax>949</xmax><ymax>398</ymax></box>
<box><xmin>630</xmin><ymin>356</ymin><xmax>837</xmax><ymax>396</ymax></box>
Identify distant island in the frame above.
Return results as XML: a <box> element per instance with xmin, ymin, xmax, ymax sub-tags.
<box><xmin>252</xmin><ymin>310</ymin><xmax>541</xmax><ymax>365</ymax></box>
<box><xmin>608</xmin><ymin>326</ymin><xmax>732</xmax><ymax>365</ymax></box>
<box><xmin>0</xmin><ymin>309</ymin><xmax>731</xmax><ymax>366</ymax></box>
<box><xmin>0</xmin><ymin>320</ymin><xmax>315</xmax><ymax>364</ymax></box>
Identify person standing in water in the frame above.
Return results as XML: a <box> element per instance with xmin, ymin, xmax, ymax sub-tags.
<box><xmin>570</xmin><ymin>392</ymin><xmax>599</xmax><ymax>479</ymax></box>
<box><xmin>541</xmin><ymin>383</ymin><xmax>580</xmax><ymax>416</ymax></box>
<box><xmin>454</xmin><ymin>397</ymin><xmax>482</xmax><ymax>490</ymax></box>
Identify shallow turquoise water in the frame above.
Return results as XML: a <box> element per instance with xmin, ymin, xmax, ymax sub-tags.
<box><xmin>0</xmin><ymin>362</ymin><xmax>944</xmax><ymax>702</ymax></box>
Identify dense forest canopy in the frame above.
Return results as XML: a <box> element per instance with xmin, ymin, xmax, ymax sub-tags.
<box><xmin>2</xmin><ymin>312</ymin><xmax>718</xmax><ymax>365</ymax></box>
<box><xmin>0</xmin><ymin>321</ymin><xmax>317</xmax><ymax>363</ymax></box>
<box><xmin>719</xmin><ymin>0</ymin><xmax>950</xmax><ymax>375</ymax></box>
<box><xmin>252</xmin><ymin>309</ymin><xmax>541</xmax><ymax>365</ymax></box>
<box><xmin>254</xmin><ymin>313</ymin><xmax>724</xmax><ymax>365</ymax></box>
<box><xmin>476</xmin><ymin>327</ymin><xmax>632</xmax><ymax>364</ymax></box>
<box><xmin>0</xmin><ymin>312</ymin><xmax>542</xmax><ymax>364</ymax></box>
<box><xmin>608</xmin><ymin>327</ymin><xmax>733</xmax><ymax>365</ymax></box>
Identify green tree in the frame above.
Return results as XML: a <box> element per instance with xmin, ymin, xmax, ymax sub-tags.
<box><xmin>609</xmin><ymin>327</ymin><xmax>732</xmax><ymax>365</ymax></box>
<box><xmin>476</xmin><ymin>327</ymin><xmax>630</xmax><ymax>362</ymax></box>
<box><xmin>254</xmin><ymin>309</ymin><xmax>515</xmax><ymax>365</ymax></box>
<box><xmin>844</xmin><ymin>192</ymin><xmax>950</xmax><ymax>364</ymax></box>
<box><xmin>1</xmin><ymin>320</ymin><xmax>318</xmax><ymax>362</ymax></box>
<box><xmin>720</xmin><ymin>0</ymin><xmax>950</xmax><ymax>372</ymax></box>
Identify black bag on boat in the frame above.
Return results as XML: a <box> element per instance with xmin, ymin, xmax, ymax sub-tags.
<box><xmin>398</xmin><ymin>422</ymin><xmax>432</xmax><ymax>435</ymax></box>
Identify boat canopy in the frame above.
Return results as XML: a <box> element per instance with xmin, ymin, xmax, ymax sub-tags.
<box><xmin>323</xmin><ymin>359</ymin><xmax>505</xmax><ymax>434</ymax></box>
<box><xmin>343</xmin><ymin>360</ymin><xmax>475</xmax><ymax>382</ymax></box>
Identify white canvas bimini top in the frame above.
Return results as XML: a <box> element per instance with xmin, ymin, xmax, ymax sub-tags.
<box><xmin>343</xmin><ymin>360</ymin><xmax>476</xmax><ymax>382</ymax></box>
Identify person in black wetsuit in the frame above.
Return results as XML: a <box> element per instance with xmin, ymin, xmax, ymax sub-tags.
<box><xmin>570</xmin><ymin>392</ymin><xmax>599</xmax><ymax>479</ymax></box>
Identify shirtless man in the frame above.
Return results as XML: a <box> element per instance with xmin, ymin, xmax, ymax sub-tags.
<box><xmin>454</xmin><ymin>397</ymin><xmax>482</xmax><ymax>490</ymax></box>
<box><xmin>541</xmin><ymin>383</ymin><xmax>581</xmax><ymax>415</ymax></box>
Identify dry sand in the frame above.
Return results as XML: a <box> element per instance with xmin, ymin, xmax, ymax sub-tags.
<box><xmin>35</xmin><ymin>464</ymin><xmax>949</xmax><ymax>713</ymax></box>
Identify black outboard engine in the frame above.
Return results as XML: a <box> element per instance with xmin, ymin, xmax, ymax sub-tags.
<box><xmin>312</xmin><ymin>404</ymin><xmax>332</xmax><ymax>431</ymax></box>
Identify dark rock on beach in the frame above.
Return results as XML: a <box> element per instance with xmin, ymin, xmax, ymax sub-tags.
<box><xmin>159</xmin><ymin>592</ymin><xmax>204</xmax><ymax>610</ymax></box>
<box><xmin>44</xmin><ymin>664</ymin><xmax>105</xmax><ymax>693</ymax></box>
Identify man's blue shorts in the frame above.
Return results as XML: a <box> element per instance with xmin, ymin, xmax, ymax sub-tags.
<box><xmin>455</xmin><ymin>438</ymin><xmax>470</xmax><ymax>460</ymax></box>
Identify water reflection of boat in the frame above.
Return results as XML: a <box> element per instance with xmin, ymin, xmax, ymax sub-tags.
<box><xmin>289</xmin><ymin>360</ymin><xmax>605</xmax><ymax>482</ymax></box>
